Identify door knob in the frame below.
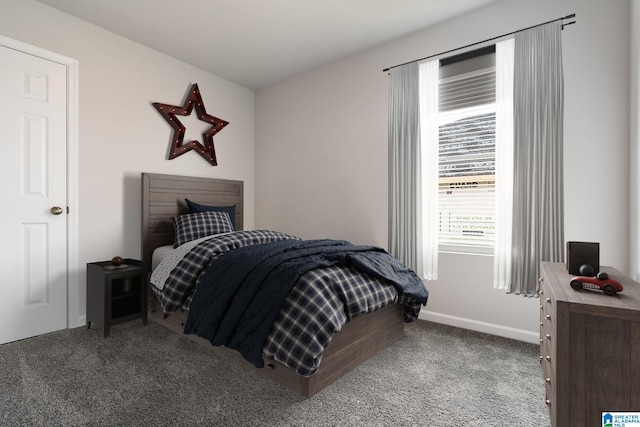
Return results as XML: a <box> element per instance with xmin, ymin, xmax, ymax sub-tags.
<box><xmin>50</xmin><ymin>206</ymin><xmax>64</xmax><ymax>215</ymax></box>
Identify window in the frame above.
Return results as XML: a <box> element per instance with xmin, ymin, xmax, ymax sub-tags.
<box><xmin>435</xmin><ymin>47</ymin><xmax>496</xmax><ymax>251</ymax></box>
<box><xmin>390</xmin><ymin>29</ymin><xmax>561</xmax><ymax>284</ymax></box>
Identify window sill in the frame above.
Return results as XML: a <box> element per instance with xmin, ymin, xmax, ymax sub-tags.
<box><xmin>439</xmin><ymin>244</ymin><xmax>494</xmax><ymax>256</ymax></box>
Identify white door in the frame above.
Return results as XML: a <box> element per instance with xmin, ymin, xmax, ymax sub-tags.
<box><xmin>0</xmin><ymin>45</ymin><xmax>68</xmax><ymax>344</ymax></box>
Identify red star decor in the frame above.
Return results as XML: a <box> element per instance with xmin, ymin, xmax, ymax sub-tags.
<box><xmin>153</xmin><ymin>83</ymin><xmax>229</xmax><ymax>166</ymax></box>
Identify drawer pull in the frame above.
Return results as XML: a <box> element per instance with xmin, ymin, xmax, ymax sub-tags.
<box><xmin>545</xmin><ymin>399</ymin><xmax>551</xmax><ymax>406</ymax></box>
<box><xmin>539</xmin><ymin>322</ymin><xmax>543</xmax><ymax>326</ymax></box>
<box><xmin>545</xmin><ymin>356</ymin><xmax>551</xmax><ymax>362</ymax></box>
<box><xmin>545</xmin><ymin>314</ymin><xmax>551</xmax><ymax>320</ymax></box>
<box><xmin>538</xmin><ymin>277</ymin><xmax>543</xmax><ymax>282</ymax></box>
<box><xmin>545</xmin><ymin>334</ymin><xmax>552</xmax><ymax>340</ymax></box>
<box><xmin>545</xmin><ymin>378</ymin><xmax>551</xmax><ymax>384</ymax></box>
<box><xmin>545</xmin><ymin>298</ymin><xmax>551</xmax><ymax>303</ymax></box>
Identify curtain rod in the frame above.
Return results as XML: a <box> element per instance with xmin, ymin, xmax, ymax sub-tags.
<box><xmin>382</xmin><ymin>13</ymin><xmax>576</xmax><ymax>73</ymax></box>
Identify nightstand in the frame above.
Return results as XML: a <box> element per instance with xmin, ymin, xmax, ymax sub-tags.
<box><xmin>86</xmin><ymin>259</ymin><xmax>148</xmax><ymax>337</ymax></box>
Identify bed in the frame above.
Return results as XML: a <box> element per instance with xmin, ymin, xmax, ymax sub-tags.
<box><xmin>141</xmin><ymin>172</ymin><xmax>427</xmax><ymax>397</ymax></box>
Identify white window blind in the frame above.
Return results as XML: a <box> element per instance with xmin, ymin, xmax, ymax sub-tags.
<box><xmin>438</xmin><ymin>67</ymin><xmax>496</xmax><ymax>249</ymax></box>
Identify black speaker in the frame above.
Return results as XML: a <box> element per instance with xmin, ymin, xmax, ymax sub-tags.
<box><xmin>566</xmin><ymin>241</ymin><xmax>599</xmax><ymax>276</ymax></box>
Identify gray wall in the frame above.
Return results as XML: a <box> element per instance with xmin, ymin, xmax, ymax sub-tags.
<box><xmin>255</xmin><ymin>0</ymin><xmax>632</xmax><ymax>342</ymax></box>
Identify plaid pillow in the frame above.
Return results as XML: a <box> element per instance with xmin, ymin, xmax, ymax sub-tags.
<box><xmin>172</xmin><ymin>211</ymin><xmax>234</xmax><ymax>248</ymax></box>
<box><xmin>185</xmin><ymin>198</ymin><xmax>237</xmax><ymax>229</ymax></box>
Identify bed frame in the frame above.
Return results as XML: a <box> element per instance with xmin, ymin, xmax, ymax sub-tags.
<box><xmin>141</xmin><ymin>172</ymin><xmax>405</xmax><ymax>397</ymax></box>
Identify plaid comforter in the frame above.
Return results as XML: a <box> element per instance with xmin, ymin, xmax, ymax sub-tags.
<box><xmin>152</xmin><ymin>230</ymin><xmax>426</xmax><ymax>376</ymax></box>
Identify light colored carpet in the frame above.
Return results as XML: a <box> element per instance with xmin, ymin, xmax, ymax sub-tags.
<box><xmin>0</xmin><ymin>318</ymin><xmax>550</xmax><ymax>426</ymax></box>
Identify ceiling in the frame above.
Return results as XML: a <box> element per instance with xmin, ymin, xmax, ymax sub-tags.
<box><xmin>37</xmin><ymin>0</ymin><xmax>497</xmax><ymax>90</ymax></box>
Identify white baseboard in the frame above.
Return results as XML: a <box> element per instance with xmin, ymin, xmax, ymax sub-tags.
<box><xmin>418</xmin><ymin>311</ymin><xmax>539</xmax><ymax>345</ymax></box>
<box><xmin>71</xmin><ymin>315</ymin><xmax>87</xmax><ymax>329</ymax></box>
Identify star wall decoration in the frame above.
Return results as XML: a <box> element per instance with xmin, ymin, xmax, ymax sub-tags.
<box><xmin>153</xmin><ymin>83</ymin><xmax>229</xmax><ymax>166</ymax></box>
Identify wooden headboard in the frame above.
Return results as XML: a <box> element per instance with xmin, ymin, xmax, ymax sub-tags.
<box><xmin>141</xmin><ymin>173</ymin><xmax>244</xmax><ymax>272</ymax></box>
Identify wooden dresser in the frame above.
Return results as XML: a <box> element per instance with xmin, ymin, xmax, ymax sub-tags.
<box><xmin>539</xmin><ymin>262</ymin><xmax>640</xmax><ymax>427</ymax></box>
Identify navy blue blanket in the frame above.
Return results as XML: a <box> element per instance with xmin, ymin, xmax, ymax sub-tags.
<box><xmin>184</xmin><ymin>239</ymin><xmax>428</xmax><ymax>369</ymax></box>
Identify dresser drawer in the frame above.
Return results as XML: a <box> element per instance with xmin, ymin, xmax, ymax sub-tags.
<box><xmin>539</xmin><ymin>267</ymin><xmax>559</xmax><ymax>426</ymax></box>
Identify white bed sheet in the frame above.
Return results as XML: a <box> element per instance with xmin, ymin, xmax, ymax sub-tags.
<box><xmin>151</xmin><ymin>245</ymin><xmax>174</xmax><ymax>271</ymax></box>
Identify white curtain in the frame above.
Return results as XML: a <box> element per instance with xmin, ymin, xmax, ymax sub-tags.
<box><xmin>507</xmin><ymin>21</ymin><xmax>565</xmax><ymax>295</ymax></box>
<box><xmin>387</xmin><ymin>60</ymin><xmax>438</xmax><ymax>280</ymax></box>
<box><xmin>418</xmin><ymin>60</ymin><xmax>440</xmax><ymax>280</ymax></box>
<box><xmin>388</xmin><ymin>63</ymin><xmax>420</xmax><ymax>272</ymax></box>
<box><xmin>493</xmin><ymin>38</ymin><xmax>515</xmax><ymax>290</ymax></box>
